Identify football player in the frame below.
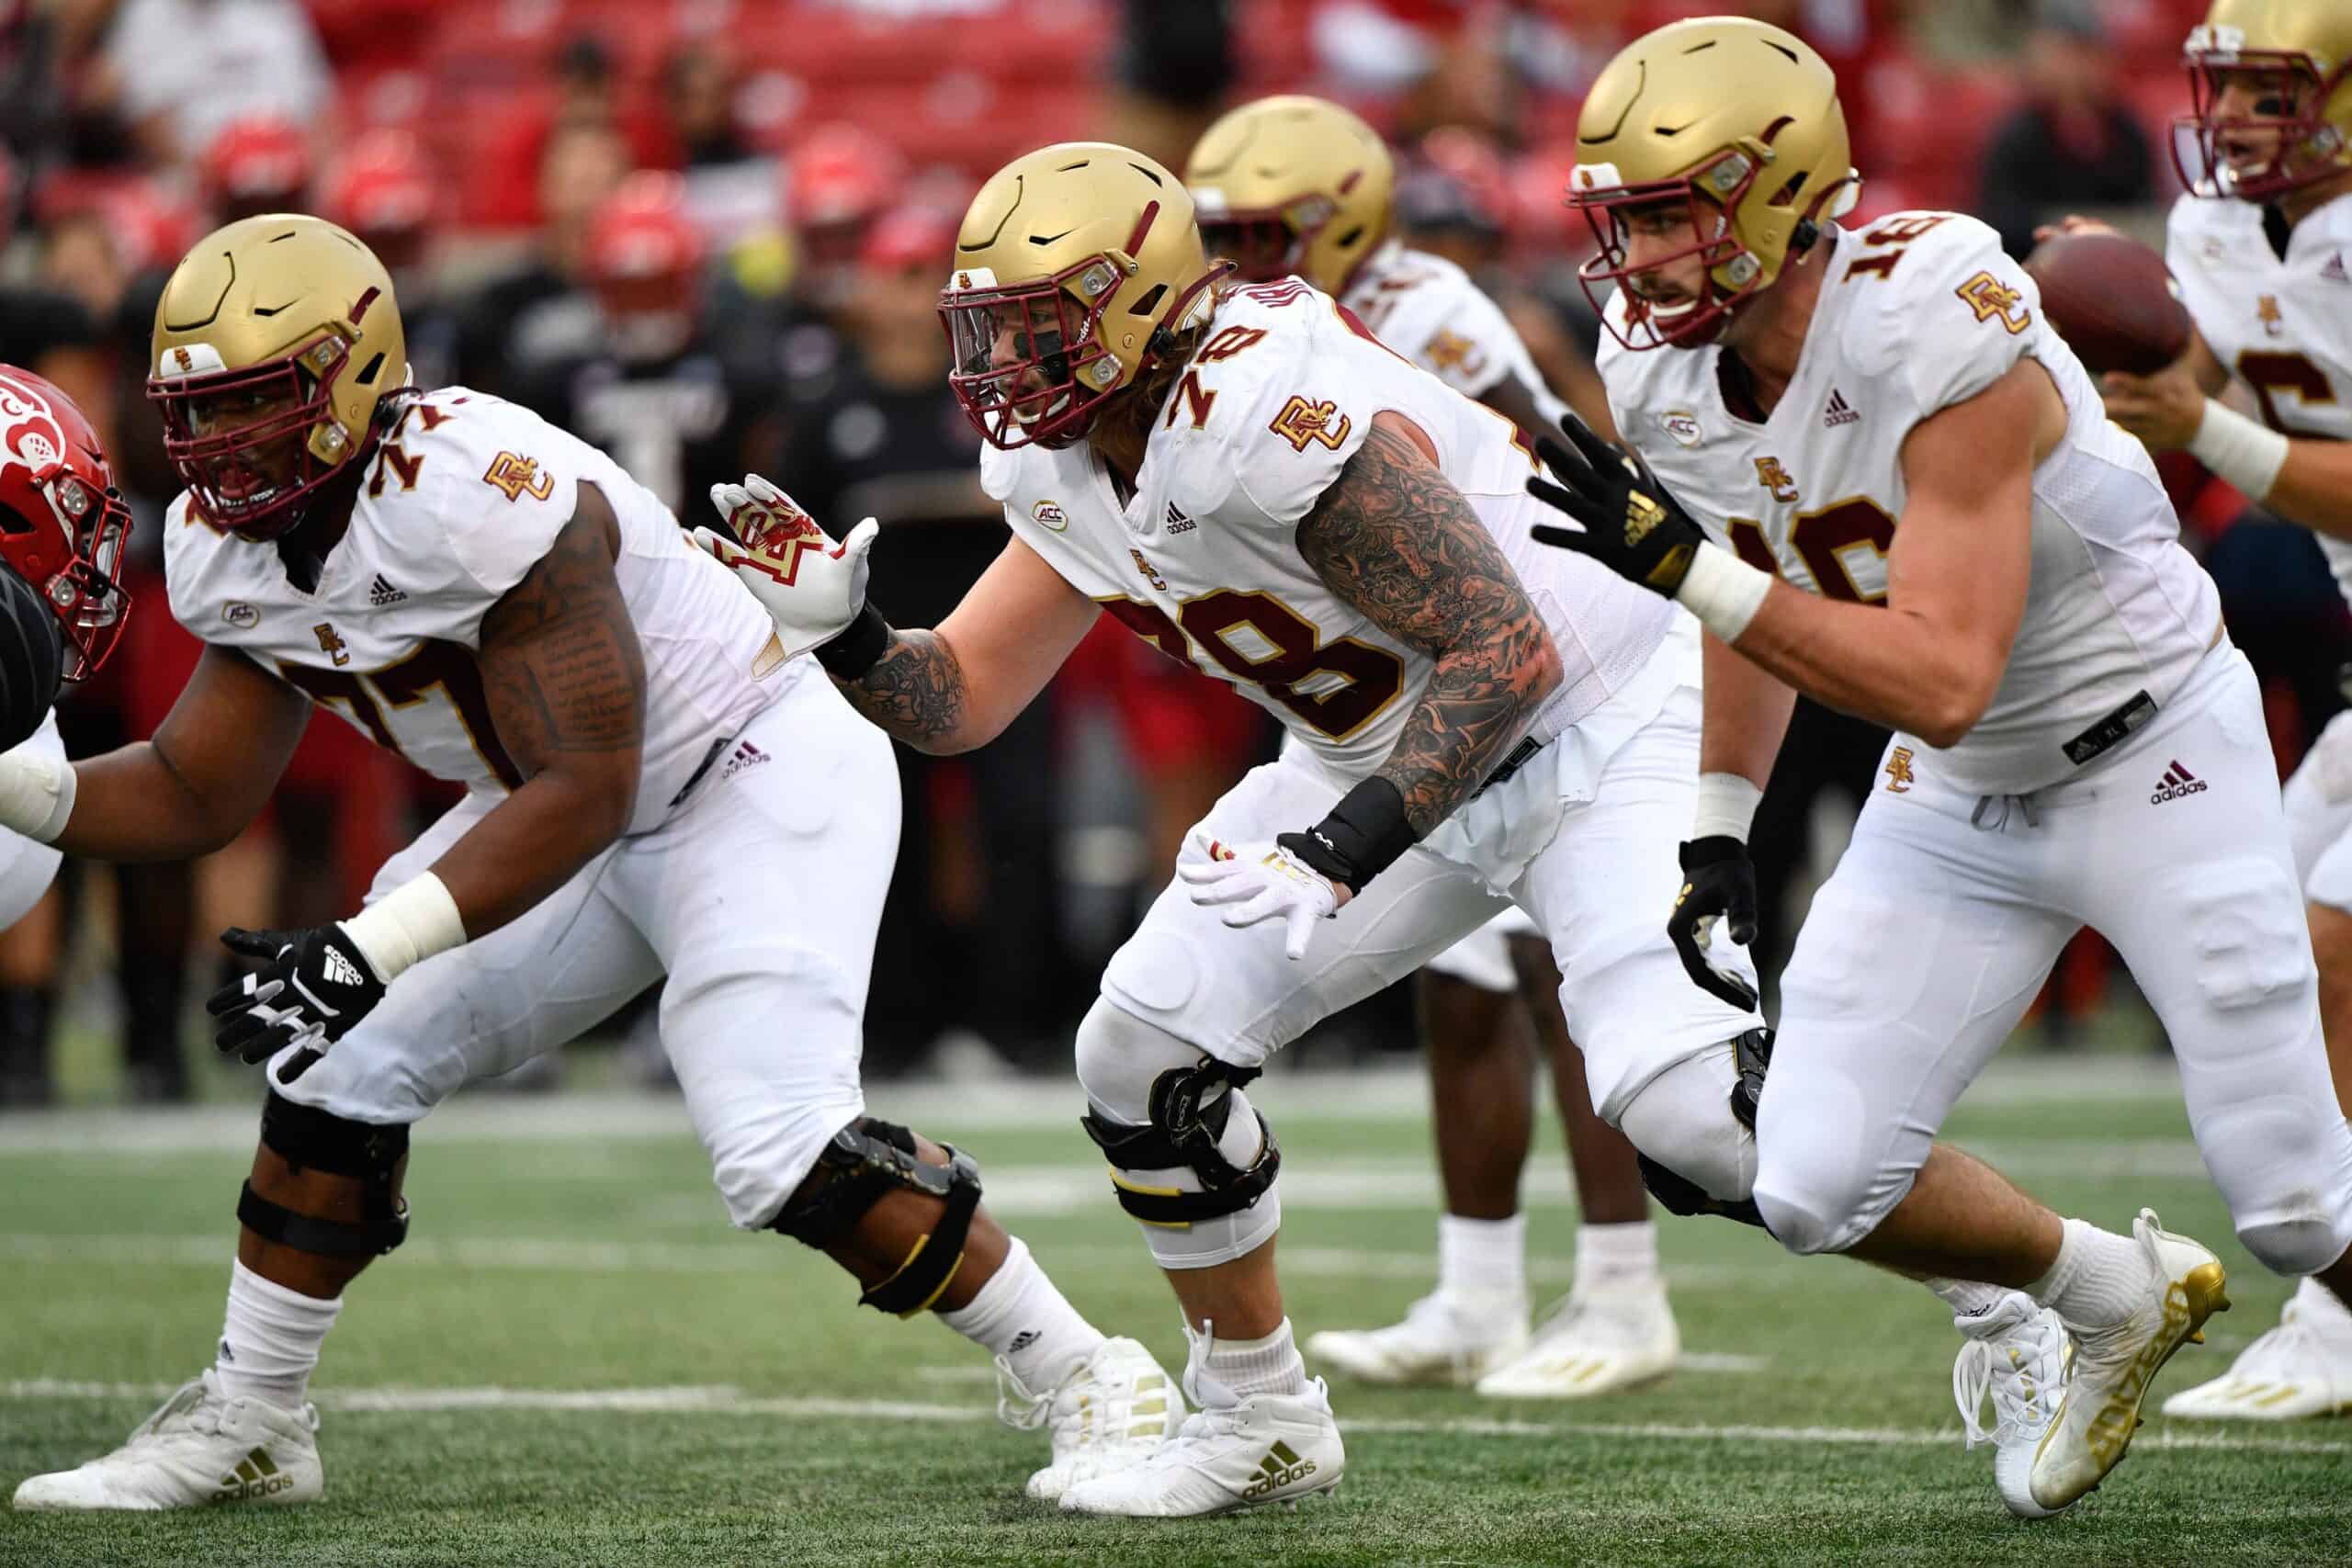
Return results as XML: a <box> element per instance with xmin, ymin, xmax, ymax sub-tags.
<box><xmin>1183</xmin><ymin>95</ymin><xmax>1679</xmax><ymax>1399</ymax></box>
<box><xmin>2086</xmin><ymin>0</ymin><xmax>2352</xmax><ymax>1421</ymax></box>
<box><xmin>1526</xmin><ymin>17</ymin><xmax>2352</xmax><ymax>1517</ymax></box>
<box><xmin>7</xmin><ymin>216</ymin><xmax>1178</xmax><ymax>1513</ymax></box>
<box><xmin>698</xmin><ymin>142</ymin><xmax>2045</xmax><ymax>1517</ymax></box>
<box><xmin>0</xmin><ymin>365</ymin><xmax>134</xmax><ymax>933</ymax></box>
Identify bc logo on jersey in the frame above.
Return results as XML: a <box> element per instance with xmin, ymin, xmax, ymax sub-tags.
<box><xmin>1269</xmin><ymin>397</ymin><xmax>1352</xmax><ymax>453</ymax></box>
<box><xmin>1883</xmin><ymin>746</ymin><xmax>1916</xmax><ymax>794</ymax></box>
<box><xmin>1755</xmin><ymin>457</ymin><xmax>1800</xmax><ymax>504</ymax></box>
<box><xmin>313</xmin><ymin>623</ymin><xmax>351</xmax><ymax>668</ymax></box>
<box><xmin>1955</xmin><ymin>271</ymin><xmax>2032</xmax><ymax>334</ymax></box>
<box><xmin>482</xmin><ymin>453</ymin><xmax>554</xmax><ymax>503</ymax></box>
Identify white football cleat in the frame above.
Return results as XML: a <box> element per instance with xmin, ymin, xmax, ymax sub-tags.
<box><xmin>2161</xmin><ymin>1277</ymin><xmax>2352</xmax><ymax>1422</ymax></box>
<box><xmin>1474</xmin><ymin>1281</ymin><xmax>1679</xmax><ymax>1400</ymax></box>
<box><xmin>13</xmin><ymin>1371</ymin><xmax>322</xmax><ymax>1511</ymax></box>
<box><xmin>1058</xmin><ymin>1327</ymin><xmax>1343</xmax><ymax>1517</ymax></box>
<box><xmin>2030</xmin><ymin>1210</ymin><xmax>2228</xmax><ymax>1514</ymax></box>
<box><xmin>1951</xmin><ymin>1292</ymin><xmax>2073</xmax><ymax>1519</ymax></box>
<box><xmin>1303</xmin><ymin>1288</ymin><xmax>1529</xmax><ymax>1387</ymax></box>
<box><xmin>998</xmin><ymin>1335</ymin><xmax>1182</xmax><ymax>1503</ymax></box>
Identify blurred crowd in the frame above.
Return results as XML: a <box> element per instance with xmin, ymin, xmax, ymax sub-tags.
<box><xmin>0</xmin><ymin>0</ymin><xmax>2326</xmax><ymax>1100</ymax></box>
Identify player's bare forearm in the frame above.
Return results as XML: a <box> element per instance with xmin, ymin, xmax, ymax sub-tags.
<box><xmin>835</xmin><ymin>629</ymin><xmax>977</xmax><ymax>754</ymax></box>
<box><xmin>1728</xmin><ymin>580</ymin><xmax>2006</xmax><ymax>747</ymax></box>
<box><xmin>56</xmin><ymin>646</ymin><xmax>308</xmax><ymax>860</ymax></box>
<box><xmin>1700</xmin><ymin>630</ymin><xmax>1796</xmax><ymax>788</ymax></box>
<box><xmin>1300</xmin><ymin>412</ymin><xmax>1564</xmax><ymax>835</ymax></box>
<box><xmin>436</xmin><ymin>483</ymin><xmax>646</xmax><ymax>938</ymax></box>
<box><xmin>2262</xmin><ymin>437</ymin><xmax>2352</xmax><ymax>540</ymax></box>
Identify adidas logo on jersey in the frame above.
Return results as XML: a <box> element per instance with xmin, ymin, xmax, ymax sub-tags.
<box><xmin>1164</xmin><ymin>502</ymin><xmax>1197</xmax><ymax>535</ymax></box>
<box><xmin>720</xmin><ymin>739</ymin><xmax>771</xmax><ymax>781</ymax></box>
<box><xmin>2151</xmin><ymin>760</ymin><xmax>2208</xmax><ymax>805</ymax></box>
<box><xmin>2324</xmin><ymin>251</ymin><xmax>2348</xmax><ymax>285</ymax></box>
<box><xmin>212</xmin><ymin>1447</ymin><xmax>293</xmax><ymax>1503</ymax></box>
<box><xmin>368</xmin><ymin>573</ymin><xmax>407</xmax><ymax>606</ymax></box>
<box><xmin>1241</xmin><ymin>1440</ymin><xmax>1317</xmax><ymax>1498</ymax></box>
<box><xmin>322</xmin><ymin>947</ymin><xmax>366</xmax><ymax>987</ymax></box>
<box><xmin>1823</xmin><ymin>388</ymin><xmax>1860</xmax><ymax>428</ymax></box>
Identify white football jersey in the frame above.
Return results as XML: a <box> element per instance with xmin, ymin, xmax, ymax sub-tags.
<box><xmin>1600</xmin><ymin>211</ymin><xmax>2222</xmax><ymax>796</ymax></box>
<box><xmin>1341</xmin><ymin>240</ymin><xmax>1554</xmax><ymax>414</ymax></box>
<box><xmin>2168</xmin><ymin>189</ymin><xmax>2352</xmax><ymax>604</ymax></box>
<box><xmin>165</xmin><ymin>388</ymin><xmax>784</xmax><ymax>833</ymax></box>
<box><xmin>984</xmin><ymin>278</ymin><xmax>1671</xmax><ymax>779</ymax></box>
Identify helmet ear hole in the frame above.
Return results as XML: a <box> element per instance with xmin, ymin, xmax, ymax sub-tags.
<box><xmin>1768</xmin><ymin>171</ymin><xmax>1807</xmax><ymax>207</ymax></box>
<box><xmin>355</xmin><ymin>352</ymin><xmax>386</xmax><ymax>386</ymax></box>
<box><xmin>0</xmin><ymin>502</ymin><xmax>35</xmax><ymax>537</ymax></box>
<box><xmin>1128</xmin><ymin>283</ymin><xmax>1167</xmax><ymax>318</ymax></box>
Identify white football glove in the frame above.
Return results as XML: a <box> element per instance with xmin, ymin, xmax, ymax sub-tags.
<box><xmin>694</xmin><ymin>474</ymin><xmax>880</xmax><ymax>660</ymax></box>
<box><xmin>1176</xmin><ymin>831</ymin><xmax>1342</xmax><ymax>962</ymax></box>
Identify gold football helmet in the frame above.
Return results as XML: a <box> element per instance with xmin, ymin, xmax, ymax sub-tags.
<box><xmin>148</xmin><ymin>213</ymin><xmax>407</xmax><ymax>539</ymax></box>
<box><xmin>1183</xmin><ymin>96</ymin><xmax>1395</xmax><ymax>296</ymax></box>
<box><xmin>2177</xmin><ymin>1</ymin><xmax>2352</xmax><ymax>199</ymax></box>
<box><xmin>1569</xmin><ymin>17</ymin><xmax>1860</xmax><ymax>350</ymax></box>
<box><xmin>940</xmin><ymin>143</ymin><xmax>1224</xmax><ymax>450</ymax></box>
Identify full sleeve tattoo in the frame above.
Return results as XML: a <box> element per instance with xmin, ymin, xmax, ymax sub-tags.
<box><xmin>1297</xmin><ymin>419</ymin><xmax>1561</xmax><ymax>836</ymax></box>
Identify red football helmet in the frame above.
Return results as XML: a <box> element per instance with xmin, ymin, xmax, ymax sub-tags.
<box><xmin>322</xmin><ymin>130</ymin><xmax>435</xmax><ymax>268</ymax></box>
<box><xmin>0</xmin><ymin>367</ymin><xmax>132</xmax><ymax>681</ymax></box>
<box><xmin>202</xmin><ymin>115</ymin><xmax>313</xmax><ymax>217</ymax></box>
<box><xmin>788</xmin><ymin>123</ymin><xmax>907</xmax><ymax>279</ymax></box>
<box><xmin>582</xmin><ymin>172</ymin><xmax>707</xmax><ymax>361</ymax></box>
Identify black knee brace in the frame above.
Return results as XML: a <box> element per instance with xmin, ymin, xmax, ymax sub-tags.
<box><xmin>1080</xmin><ymin>1055</ymin><xmax>1281</xmax><ymax>1227</ymax></box>
<box><xmin>236</xmin><ymin>1091</ymin><xmax>411</xmax><ymax>1258</ymax></box>
<box><xmin>1728</xmin><ymin>1026</ymin><xmax>1773</xmax><ymax>1132</ymax></box>
<box><xmin>768</xmin><ymin>1118</ymin><xmax>984</xmax><ymax>1316</ymax></box>
<box><xmin>1636</xmin><ymin>1028</ymin><xmax>1776</xmax><ymax>1230</ymax></box>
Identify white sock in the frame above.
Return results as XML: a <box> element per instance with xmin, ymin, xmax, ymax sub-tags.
<box><xmin>1437</xmin><ymin>1213</ymin><xmax>1526</xmax><ymax>1302</ymax></box>
<box><xmin>936</xmin><ymin>1236</ymin><xmax>1103</xmax><ymax>1394</ymax></box>
<box><xmin>1200</xmin><ymin>1317</ymin><xmax>1308</xmax><ymax>1403</ymax></box>
<box><xmin>1574</xmin><ymin>1221</ymin><xmax>1661</xmax><ymax>1295</ymax></box>
<box><xmin>214</xmin><ymin>1259</ymin><xmax>342</xmax><ymax>1409</ymax></box>
<box><xmin>2291</xmin><ymin>1273</ymin><xmax>2352</xmax><ymax>1336</ymax></box>
<box><xmin>1924</xmin><ymin>1277</ymin><xmax>2011</xmax><ymax>1324</ymax></box>
<box><xmin>2029</xmin><ymin>1219</ymin><xmax>2154</xmax><ymax>1330</ymax></box>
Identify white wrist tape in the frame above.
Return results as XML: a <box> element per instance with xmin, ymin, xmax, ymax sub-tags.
<box><xmin>2187</xmin><ymin>399</ymin><xmax>2290</xmax><ymax>501</ymax></box>
<box><xmin>1673</xmin><ymin>543</ymin><xmax>1773</xmax><ymax>644</ymax></box>
<box><xmin>341</xmin><ymin>871</ymin><xmax>466</xmax><ymax>984</ymax></box>
<box><xmin>1692</xmin><ymin>772</ymin><xmax>1765</xmax><ymax>843</ymax></box>
<box><xmin>0</xmin><ymin>747</ymin><xmax>75</xmax><ymax>843</ymax></box>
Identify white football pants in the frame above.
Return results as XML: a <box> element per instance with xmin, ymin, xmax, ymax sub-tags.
<box><xmin>265</xmin><ymin>665</ymin><xmax>899</xmax><ymax>1229</ymax></box>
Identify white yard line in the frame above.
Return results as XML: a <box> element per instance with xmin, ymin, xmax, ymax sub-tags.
<box><xmin>0</xmin><ymin>1055</ymin><xmax>2192</xmax><ymax>1156</ymax></box>
<box><xmin>5</xmin><ymin>1379</ymin><xmax>2341</xmax><ymax>1455</ymax></box>
<box><xmin>0</xmin><ymin>1232</ymin><xmax>1769</xmax><ymax>1290</ymax></box>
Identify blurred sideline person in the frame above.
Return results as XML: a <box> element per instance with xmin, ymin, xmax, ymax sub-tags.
<box><xmin>8</xmin><ymin>215</ymin><xmax>1177</xmax><ymax>1513</ymax></box>
<box><xmin>540</xmin><ymin>172</ymin><xmax>776</xmax><ymax>517</ymax></box>
<box><xmin>1528</xmin><ymin>17</ymin><xmax>2349</xmax><ymax>1517</ymax></box>
<box><xmin>2089</xmin><ymin>0</ymin><xmax>2352</xmax><ymax>1420</ymax></box>
<box><xmin>697</xmin><ymin>142</ymin><xmax>2045</xmax><ymax>1517</ymax></box>
<box><xmin>0</xmin><ymin>367</ymin><xmax>136</xmax><ymax>1102</ymax></box>
<box><xmin>1183</xmin><ymin>95</ymin><xmax>1674</xmax><ymax>1399</ymax></box>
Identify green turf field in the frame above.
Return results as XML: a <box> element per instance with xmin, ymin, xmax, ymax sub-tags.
<box><xmin>0</xmin><ymin>1059</ymin><xmax>2341</xmax><ymax>1567</ymax></box>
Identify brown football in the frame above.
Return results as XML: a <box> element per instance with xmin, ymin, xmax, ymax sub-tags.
<box><xmin>2022</xmin><ymin>229</ymin><xmax>2192</xmax><ymax>377</ymax></box>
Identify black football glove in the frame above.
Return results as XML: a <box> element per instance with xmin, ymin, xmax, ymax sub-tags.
<box><xmin>206</xmin><ymin>923</ymin><xmax>389</xmax><ymax>1081</ymax></box>
<box><xmin>1527</xmin><ymin>412</ymin><xmax>1709</xmax><ymax>598</ymax></box>
<box><xmin>1668</xmin><ymin>837</ymin><xmax>1760</xmax><ymax>1011</ymax></box>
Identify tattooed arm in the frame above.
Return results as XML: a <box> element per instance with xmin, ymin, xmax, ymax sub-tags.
<box><xmin>426</xmin><ymin>479</ymin><xmax>647</xmax><ymax>937</ymax></box>
<box><xmin>832</xmin><ymin>534</ymin><xmax>1100</xmax><ymax>756</ymax></box>
<box><xmin>1299</xmin><ymin>412</ymin><xmax>1564</xmax><ymax>836</ymax></box>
